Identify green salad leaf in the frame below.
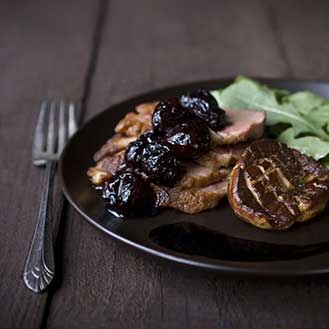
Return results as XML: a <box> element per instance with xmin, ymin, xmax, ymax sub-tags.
<box><xmin>278</xmin><ymin>128</ymin><xmax>329</xmax><ymax>161</ymax></box>
<box><xmin>211</xmin><ymin>76</ymin><xmax>329</xmax><ymax>166</ymax></box>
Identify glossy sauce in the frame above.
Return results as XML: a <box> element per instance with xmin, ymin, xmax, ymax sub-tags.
<box><xmin>150</xmin><ymin>222</ymin><xmax>329</xmax><ymax>261</ymax></box>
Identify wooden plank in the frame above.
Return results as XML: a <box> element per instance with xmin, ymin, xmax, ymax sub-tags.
<box><xmin>266</xmin><ymin>0</ymin><xmax>329</xmax><ymax>79</ymax></box>
<box><xmin>0</xmin><ymin>1</ymin><xmax>100</xmax><ymax>328</ymax></box>
<box><xmin>83</xmin><ymin>0</ymin><xmax>291</xmax><ymax>118</ymax></box>
<box><xmin>44</xmin><ymin>0</ymin><xmax>329</xmax><ymax>328</ymax></box>
<box><xmin>46</xmin><ymin>0</ymin><xmax>329</xmax><ymax>328</ymax></box>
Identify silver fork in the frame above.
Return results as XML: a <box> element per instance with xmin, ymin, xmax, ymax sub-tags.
<box><xmin>23</xmin><ymin>100</ymin><xmax>77</xmax><ymax>293</ymax></box>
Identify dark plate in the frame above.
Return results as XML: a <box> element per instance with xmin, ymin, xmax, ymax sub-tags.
<box><xmin>59</xmin><ymin>78</ymin><xmax>329</xmax><ymax>277</ymax></box>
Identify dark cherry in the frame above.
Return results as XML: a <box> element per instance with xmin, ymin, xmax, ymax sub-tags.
<box><xmin>165</xmin><ymin>118</ymin><xmax>210</xmax><ymax>159</ymax></box>
<box><xmin>125</xmin><ymin>132</ymin><xmax>181</xmax><ymax>187</ymax></box>
<box><xmin>102</xmin><ymin>170</ymin><xmax>155</xmax><ymax>217</ymax></box>
<box><xmin>152</xmin><ymin>98</ymin><xmax>189</xmax><ymax>134</ymax></box>
<box><xmin>140</xmin><ymin>140</ymin><xmax>181</xmax><ymax>187</ymax></box>
<box><xmin>125</xmin><ymin>138</ymin><xmax>145</xmax><ymax>166</ymax></box>
<box><xmin>125</xmin><ymin>131</ymin><xmax>158</xmax><ymax>167</ymax></box>
<box><xmin>180</xmin><ymin>89</ymin><xmax>226</xmax><ymax>130</ymax></box>
<box><xmin>141</xmin><ymin>131</ymin><xmax>158</xmax><ymax>143</ymax></box>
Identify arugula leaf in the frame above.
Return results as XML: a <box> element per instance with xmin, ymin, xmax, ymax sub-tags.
<box><xmin>211</xmin><ymin>76</ymin><xmax>329</xmax><ymax>163</ymax></box>
<box><xmin>211</xmin><ymin>77</ymin><xmax>329</xmax><ymax>140</ymax></box>
<box><xmin>282</xmin><ymin>92</ymin><xmax>329</xmax><ymax>131</ymax></box>
<box><xmin>321</xmin><ymin>155</ymin><xmax>329</xmax><ymax>168</ymax></box>
<box><xmin>278</xmin><ymin>128</ymin><xmax>329</xmax><ymax>161</ymax></box>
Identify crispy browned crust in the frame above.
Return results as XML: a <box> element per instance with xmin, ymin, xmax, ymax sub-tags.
<box><xmin>88</xmin><ymin>151</ymin><xmax>125</xmax><ymax>185</ymax></box>
<box><xmin>94</xmin><ymin>134</ymin><xmax>136</xmax><ymax>162</ymax></box>
<box><xmin>154</xmin><ymin>180</ymin><xmax>229</xmax><ymax>214</ymax></box>
<box><xmin>228</xmin><ymin>140</ymin><xmax>329</xmax><ymax>230</ymax></box>
<box><xmin>93</xmin><ymin>102</ymin><xmax>158</xmax><ymax>162</ymax></box>
<box><xmin>195</xmin><ymin>142</ymin><xmax>250</xmax><ymax>170</ymax></box>
<box><xmin>135</xmin><ymin>101</ymin><xmax>159</xmax><ymax>114</ymax></box>
<box><xmin>87</xmin><ymin>167</ymin><xmax>113</xmax><ymax>185</ymax></box>
<box><xmin>115</xmin><ymin>112</ymin><xmax>151</xmax><ymax>137</ymax></box>
<box><xmin>96</xmin><ymin>150</ymin><xmax>125</xmax><ymax>172</ymax></box>
<box><xmin>228</xmin><ymin>161</ymin><xmax>273</xmax><ymax>229</ymax></box>
<box><xmin>179</xmin><ymin>166</ymin><xmax>231</xmax><ymax>189</ymax></box>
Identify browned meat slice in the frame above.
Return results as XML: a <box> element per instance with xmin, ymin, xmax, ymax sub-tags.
<box><xmin>135</xmin><ymin>101</ymin><xmax>158</xmax><ymax>114</ymax></box>
<box><xmin>115</xmin><ymin>112</ymin><xmax>152</xmax><ymax>137</ymax></box>
<box><xmin>88</xmin><ymin>101</ymin><xmax>265</xmax><ymax>215</ymax></box>
<box><xmin>88</xmin><ymin>151</ymin><xmax>125</xmax><ymax>185</ymax></box>
<box><xmin>94</xmin><ymin>134</ymin><xmax>136</xmax><ymax>162</ymax></box>
<box><xmin>96</xmin><ymin>150</ymin><xmax>125</xmax><ymax>173</ymax></box>
<box><xmin>88</xmin><ymin>149</ymin><xmax>231</xmax><ymax>213</ymax></box>
<box><xmin>89</xmin><ymin>142</ymin><xmax>237</xmax><ymax>188</ymax></box>
<box><xmin>179</xmin><ymin>164</ymin><xmax>230</xmax><ymax>188</ymax></box>
<box><xmin>89</xmin><ymin>150</ymin><xmax>230</xmax><ymax>190</ymax></box>
<box><xmin>210</xmin><ymin>109</ymin><xmax>265</xmax><ymax>145</ymax></box>
<box><xmin>228</xmin><ymin>139</ymin><xmax>329</xmax><ymax>230</ymax></box>
<box><xmin>87</xmin><ymin>167</ymin><xmax>112</xmax><ymax>185</ymax></box>
<box><xmin>114</xmin><ymin>101</ymin><xmax>158</xmax><ymax>137</ymax></box>
<box><xmin>93</xmin><ymin>102</ymin><xmax>158</xmax><ymax>162</ymax></box>
<box><xmin>195</xmin><ymin>143</ymin><xmax>249</xmax><ymax>169</ymax></box>
<box><xmin>115</xmin><ymin>103</ymin><xmax>265</xmax><ymax>145</ymax></box>
<box><xmin>155</xmin><ymin>180</ymin><xmax>229</xmax><ymax>214</ymax></box>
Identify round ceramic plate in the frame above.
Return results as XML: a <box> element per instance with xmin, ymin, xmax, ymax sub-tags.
<box><xmin>59</xmin><ymin>78</ymin><xmax>329</xmax><ymax>277</ymax></box>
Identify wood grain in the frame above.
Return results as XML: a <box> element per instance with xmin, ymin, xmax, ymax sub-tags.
<box><xmin>267</xmin><ymin>0</ymin><xmax>329</xmax><ymax>79</ymax></box>
<box><xmin>1</xmin><ymin>0</ymin><xmax>329</xmax><ymax>328</ymax></box>
<box><xmin>45</xmin><ymin>1</ymin><xmax>329</xmax><ymax>329</ymax></box>
<box><xmin>0</xmin><ymin>0</ymin><xmax>99</xmax><ymax>328</ymax></box>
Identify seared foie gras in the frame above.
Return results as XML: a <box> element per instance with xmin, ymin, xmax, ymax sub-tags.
<box><xmin>228</xmin><ymin>140</ymin><xmax>329</xmax><ymax>230</ymax></box>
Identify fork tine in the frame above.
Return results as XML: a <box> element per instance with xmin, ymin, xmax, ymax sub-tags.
<box><xmin>57</xmin><ymin>100</ymin><xmax>67</xmax><ymax>155</ymax></box>
<box><xmin>68</xmin><ymin>102</ymin><xmax>78</xmax><ymax>137</ymax></box>
<box><xmin>46</xmin><ymin>101</ymin><xmax>56</xmax><ymax>153</ymax></box>
<box><xmin>33</xmin><ymin>101</ymin><xmax>47</xmax><ymax>157</ymax></box>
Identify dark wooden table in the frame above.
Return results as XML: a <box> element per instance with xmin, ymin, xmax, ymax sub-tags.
<box><xmin>1</xmin><ymin>0</ymin><xmax>329</xmax><ymax>328</ymax></box>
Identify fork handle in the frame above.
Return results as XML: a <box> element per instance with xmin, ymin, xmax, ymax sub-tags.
<box><xmin>24</xmin><ymin>161</ymin><xmax>56</xmax><ymax>293</ymax></box>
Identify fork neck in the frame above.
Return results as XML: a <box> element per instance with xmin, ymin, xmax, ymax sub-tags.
<box><xmin>45</xmin><ymin>161</ymin><xmax>57</xmax><ymax>183</ymax></box>
<box><xmin>46</xmin><ymin>160</ymin><xmax>57</xmax><ymax>169</ymax></box>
